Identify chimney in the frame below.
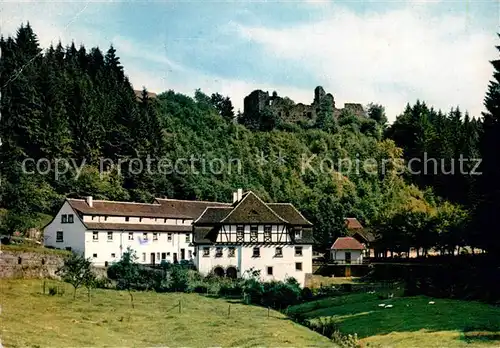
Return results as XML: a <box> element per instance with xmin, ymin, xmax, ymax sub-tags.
<box><xmin>232</xmin><ymin>192</ymin><xmax>238</xmax><ymax>203</ymax></box>
<box><xmin>237</xmin><ymin>188</ymin><xmax>243</xmax><ymax>202</ymax></box>
<box><xmin>86</xmin><ymin>196</ymin><xmax>93</xmax><ymax>207</ymax></box>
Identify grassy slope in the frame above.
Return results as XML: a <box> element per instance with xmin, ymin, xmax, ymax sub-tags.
<box><xmin>289</xmin><ymin>293</ymin><xmax>500</xmax><ymax>347</ymax></box>
<box><xmin>0</xmin><ymin>280</ymin><xmax>333</xmax><ymax>348</ymax></box>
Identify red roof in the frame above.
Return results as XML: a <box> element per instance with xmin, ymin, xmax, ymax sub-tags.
<box><xmin>345</xmin><ymin>217</ymin><xmax>363</xmax><ymax>229</ymax></box>
<box><xmin>331</xmin><ymin>237</ymin><xmax>365</xmax><ymax>250</ymax></box>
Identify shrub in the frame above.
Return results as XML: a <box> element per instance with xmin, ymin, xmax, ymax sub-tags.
<box><xmin>242</xmin><ymin>278</ymin><xmax>264</xmax><ymax>304</ymax></box>
<box><xmin>48</xmin><ymin>286</ymin><xmax>57</xmax><ymax>296</ymax></box>
<box><xmin>301</xmin><ymin>287</ymin><xmax>313</xmax><ymax>301</ymax></box>
<box><xmin>331</xmin><ymin>331</ymin><xmax>360</xmax><ymax>348</ymax></box>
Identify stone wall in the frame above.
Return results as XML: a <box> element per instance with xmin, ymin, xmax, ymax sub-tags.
<box><xmin>0</xmin><ymin>250</ymin><xmax>109</xmax><ymax>279</ymax></box>
<box><xmin>0</xmin><ymin>250</ymin><xmax>65</xmax><ymax>279</ymax></box>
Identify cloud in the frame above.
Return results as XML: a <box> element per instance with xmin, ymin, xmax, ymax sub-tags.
<box><xmin>232</xmin><ymin>3</ymin><xmax>496</xmax><ymax>120</ymax></box>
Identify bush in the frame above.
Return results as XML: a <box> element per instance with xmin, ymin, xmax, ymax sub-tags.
<box><xmin>301</xmin><ymin>287</ymin><xmax>313</xmax><ymax>301</ymax></box>
<box><xmin>242</xmin><ymin>278</ymin><xmax>264</xmax><ymax>304</ymax></box>
<box><xmin>262</xmin><ymin>281</ymin><xmax>301</xmax><ymax>309</ymax></box>
<box><xmin>48</xmin><ymin>286</ymin><xmax>57</xmax><ymax>296</ymax></box>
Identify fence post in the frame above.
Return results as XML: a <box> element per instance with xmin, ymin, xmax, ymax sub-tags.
<box><xmin>179</xmin><ymin>300</ymin><xmax>181</xmax><ymax>314</ymax></box>
<box><xmin>267</xmin><ymin>307</ymin><xmax>270</xmax><ymax>318</ymax></box>
<box><xmin>228</xmin><ymin>304</ymin><xmax>231</xmax><ymax>317</ymax></box>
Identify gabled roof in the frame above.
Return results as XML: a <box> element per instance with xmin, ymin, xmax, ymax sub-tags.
<box><xmin>67</xmin><ymin>198</ymin><xmax>168</xmax><ymax>218</ymax></box>
<box><xmin>331</xmin><ymin>237</ymin><xmax>365</xmax><ymax>250</ymax></box>
<box><xmin>66</xmin><ymin>198</ymin><xmax>230</xmax><ymax>219</ymax></box>
<box><xmin>345</xmin><ymin>217</ymin><xmax>363</xmax><ymax>230</ymax></box>
<box><xmin>268</xmin><ymin>203</ymin><xmax>312</xmax><ymax>226</ymax></box>
<box><xmin>194</xmin><ymin>207</ymin><xmax>232</xmax><ymax>224</ymax></box>
<box><xmin>350</xmin><ymin>230</ymin><xmax>376</xmax><ymax>243</ymax></box>
<box><xmin>221</xmin><ymin>192</ymin><xmax>288</xmax><ymax>224</ymax></box>
<box><xmin>155</xmin><ymin>198</ymin><xmax>231</xmax><ymax>219</ymax></box>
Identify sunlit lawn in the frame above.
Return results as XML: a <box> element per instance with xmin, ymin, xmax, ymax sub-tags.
<box><xmin>0</xmin><ymin>280</ymin><xmax>333</xmax><ymax>347</ymax></box>
<box><xmin>289</xmin><ymin>292</ymin><xmax>500</xmax><ymax>347</ymax></box>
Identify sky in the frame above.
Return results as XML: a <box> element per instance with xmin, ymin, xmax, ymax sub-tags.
<box><xmin>1</xmin><ymin>0</ymin><xmax>499</xmax><ymax>122</ymax></box>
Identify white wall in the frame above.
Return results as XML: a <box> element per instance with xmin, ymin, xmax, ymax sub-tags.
<box><xmin>330</xmin><ymin>250</ymin><xmax>364</xmax><ymax>264</ymax></box>
<box><xmin>196</xmin><ymin>244</ymin><xmax>312</xmax><ymax>287</ymax></box>
<box><xmin>43</xmin><ymin>201</ymin><xmax>86</xmax><ymax>253</ymax></box>
<box><xmin>82</xmin><ymin>215</ymin><xmax>192</xmax><ymax>225</ymax></box>
<box><xmin>84</xmin><ymin>230</ymin><xmax>195</xmax><ymax>266</ymax></box>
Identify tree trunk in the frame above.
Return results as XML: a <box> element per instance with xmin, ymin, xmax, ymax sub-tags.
<box><xmin>73</xmin><ymin>287</ymin><xmax>77</xmax><ymax>299</ymax></box>
<box><xmin>88</xmin><ymin>288</ymin><xmax>91</xmax><ymax>303</ymax></box>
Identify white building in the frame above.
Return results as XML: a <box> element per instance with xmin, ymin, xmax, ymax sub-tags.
<box><xmin>193</xmin><ymin>190</ymin><xmax>314</xmax><ymax>287</ymax></box>
<box><xmin>43</xmin><ymin>196</ymin><xmax>230</xmax><ymax>266</ymax></box>
<box><xmin>330</xmin><ymin>237</ymin><xmax>365</xmax><ymax>264</ymax></box>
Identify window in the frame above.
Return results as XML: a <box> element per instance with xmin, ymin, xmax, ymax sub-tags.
<box><xmin>228</xmin><ymin>247</ymin><xmax>235</xmax><ymax>257</ymax></box>
<box><xmin>56</xmin><ymin>231</ymin><xmax>63</xmax><ymax>242</ymax></box>
<box><xmin>250</xmin><ymin>226</ymin><xmax>258</xmax><ymax>242</ymax></box>
<box><xmin>236</xmin><ymin>226</ymin><xmax>244</xmax><ymax>242</ymax></box>
<box><xmin>215</xmin><ymin>247</ymin><xmax>223</xmax><ymax>258</ymax></box>
<box><xmin>264</xmin><ymin>225</ymin><xmax>272</xmax><ymax>242</ymax></box>
<box><xmin>157</xmin><ymin>252</ymin><xmax>160</xmax><ymax>260</ymax></box>
<box><xmin>142</xmin><ymin>253</ymin><xmax>146</xmax><ymax>262</ymax></box>
<box><xmin>252</xmin><ymin>247</ymin><xmax>260</xmax><ymax>258</ymax></box>
<box><xmin>111</xmin><ymin>253</ymin><xmax>116</xmax><ymax>258</ymax></box>
<box><xmin>153</xmin><ymin>233</ymin><xmax>158</xmax><ymax>241</ymax></box>
<box><xmin>188</xmin><ymin>250</ymin><xmax>193</xmax><ymax>259</ymax></box>
<box><xmin>295</xmin><ymin>262</ymin><xmax>302</xmax><ymax>271</ymax></box>
<box><xmin>185</xmin><ymin>233</ymin><xmax>190</xmax><ymax>243</ymax></box>
<box><xmin>125</xmin><ymin>217</ymin><xmax>129</xmax><ymax>222</ymax></box>
<box><xmin>93</xmin><ymin>232</ymin><xmax>99</xmax><ymax>241</ymax></box>
<box><xmin>294</xmin><ymin>227</ymin><xmax>302</xmax><ymax>240</ymax></box>
<box><xmin>295</xmin><ymin>246</ymin><xmax>303</xmax><ymax>257</ymax></box>
<box><xmin>167</xmin><ymin>233</ymin><xmax>172</xmax><ymax>242</ymax></box>
<box><xmin>167</xmin><ymin>252</ymin><xmax>171</xmax><ymax>256</ymax></box>
<box><xmin>107</xmin><ymin>232</ymin><xmax>113</xmax><ymax>241</ymax></box>
<box><xmin>275</xmin><ymin>247</ymin><xmax>283</xmax><ymax>257</ymax></box>
<box><xmin>143</xmin><ymin>233</ymin><xmax>148</xmax><ymax>241</ymax></box>
<box><xmin>68</xmin><ymin>214</ymin><xmax>74</xmax><ymax>223</ymax></box>
<box><xmin>267</xmin><ymin>266</ymin><xmax>273</xmax><ymax>276</ymax></box>
<box><xmin>61</xmin><ymin>214</ymin><xmax>67</xmax><ymax>223</ymax></box>
<box><xmin>128</xmin><ymin>232</ymin><xmax>133</xmax><ymax>240</ymax></box>
<box><xmin>161</xmin><ymin>252</ymin><xmax>166</xmax><ymax>260</ymax></box>
<box><xmin>164</xmin><ymin>218</ymin><xmax>167</xmax><ymax>223</ymax></box>
<box><xmin>104</xmin><ymin>216</ymin><xmax>108</xmax><ymax>221</ymax></box>
<box><xmin>93</xmin><ymin>253</ymin><xmax>97</xmax><ymax>258</ymax></box>
<box><xmin>203</xmin><ymin>247</ymin><xmax>210</xmax><ymax>257</ymax></box>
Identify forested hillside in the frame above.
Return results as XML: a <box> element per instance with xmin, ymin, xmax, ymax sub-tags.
<box><xmin>0</xmin><ymin>23</ymin><xmax>489</xmax><ymax>254</ymax></box>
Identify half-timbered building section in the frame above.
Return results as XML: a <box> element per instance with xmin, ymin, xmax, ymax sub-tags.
<box><xmin>192</xmin><ymin>191</ymin><xmax>314</xmax><ymax>286</ymax></box>
<box><xmin>44</xmin><ymin>196</ymin><xmax>230</xmax><ymax>266</ymax></box>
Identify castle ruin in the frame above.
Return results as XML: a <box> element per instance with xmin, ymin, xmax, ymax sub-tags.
<box><xmin>243</xmin><ymin>86</ymin><xmax>364</xmax><ymax>126</ymax></box>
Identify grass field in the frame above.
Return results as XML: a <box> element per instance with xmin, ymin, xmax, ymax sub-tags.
<box><xmin>289</xmin><ymin>292</ymin><xmax>500</xmax><ymax>347</ymax></box>
<box><xmin>0</xmin><ymin>280</ymin><xmax>333</xmax><ymax>347</ymax></box>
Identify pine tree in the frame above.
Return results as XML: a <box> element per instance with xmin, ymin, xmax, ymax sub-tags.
<box><xmin>475</xmin><ymin>34</ymin><xmax>500</xmax><ymax>254</ymax></box>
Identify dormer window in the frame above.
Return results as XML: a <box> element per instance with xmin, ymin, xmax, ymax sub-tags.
<box><xmin>264</xmin><ymin>226</ymin><xmax>272</xmax><ymax>242</ymax></box>
<box><xmin>125</xmin><ymin>217</ymin><xmax>129</xmax><ymax>222</ymax></box>
<box><xmin>294</xmin><ymin>227</ymin><xmax>302</xmax><ymax>240</ymax></box>
<box><xmin>61</xmin><ymin>214</ymin><xmax>67</xmax><ymax>223</ymax></box>
<box><xmin>236</xmin><ymin>226</ymin><xmax>244</xmax><ymax>242</ymax></box>
<box><xmin>68</xmin><ymin>214</ymin><xmax>74</xmax><ymax>223</ymax></box>
<box><xmin>250</xmin><ymin>226</ymin><xmax>258</xmax><ymax>242</ymax></box>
